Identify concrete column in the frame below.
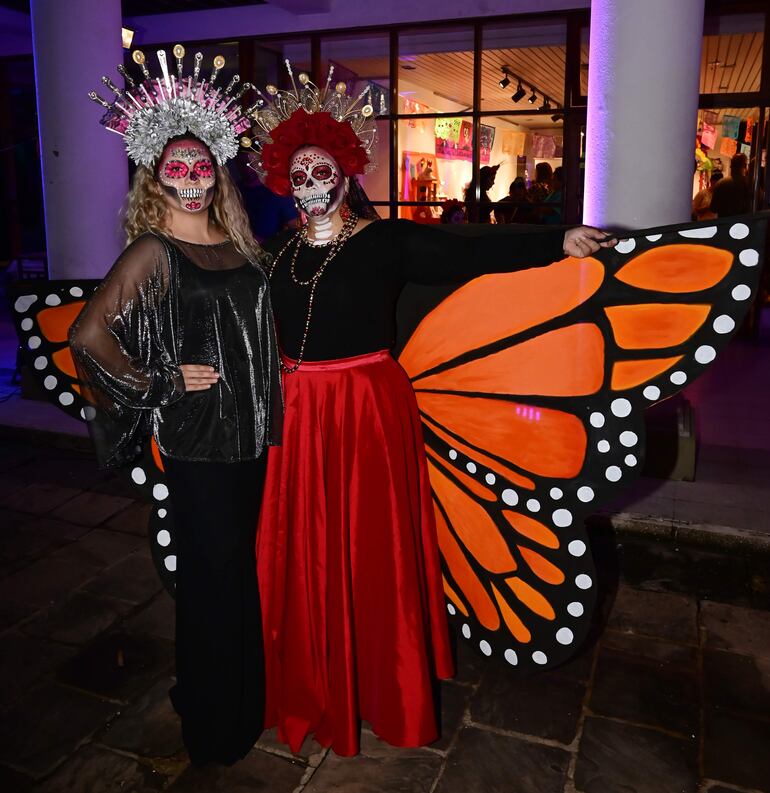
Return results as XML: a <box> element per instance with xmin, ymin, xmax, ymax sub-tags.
<box><xmin>584</xmin><ymin>0</ymin><xmax>705</xmax><ymax>229</ymax></box>
<box><xmin>30</xmin><ymin>0</ymin><xmax>127</xmax><ymax>278</ymax></box>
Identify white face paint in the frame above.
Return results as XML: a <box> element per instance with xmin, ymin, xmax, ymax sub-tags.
<box><xmin>289</xmin><ymin>146</ymin><xmax>347</xmax><ymax>235</ymax></box>
<box><xmin>157</xmin><ymin>139</ymin><xmax>216</xmax><ymax>214</ymax></box>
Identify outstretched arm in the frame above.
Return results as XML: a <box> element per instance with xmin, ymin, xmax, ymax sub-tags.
<box><xmin>397</xmin><ymin>219</ymin><xmax>616</xmax><ymax>286</ymax></box>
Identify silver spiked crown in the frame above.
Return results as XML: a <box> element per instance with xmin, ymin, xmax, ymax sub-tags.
<box><xmin>89</xmin><ymin>46</ymin><xmax>254</xmax><ymax>167</ymax></box>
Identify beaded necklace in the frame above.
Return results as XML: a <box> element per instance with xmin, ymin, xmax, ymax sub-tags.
<box><xmin>268</xmin><ymin>212</ymin><xmax>360</xmax><ymax>373</ymax></box>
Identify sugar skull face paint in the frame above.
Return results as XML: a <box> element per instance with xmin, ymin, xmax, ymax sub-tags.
<box><xmin>289</xmin><ymin>146</ymin><xmax>346</xmax><ymax>219</ymax></box>
<box><xmin>157</xmin><ymin>139</ymin><xmax>216</xmax><ymax>213</ymax></box>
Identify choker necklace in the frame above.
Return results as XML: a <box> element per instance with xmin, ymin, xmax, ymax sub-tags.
<box><xmin>269</xmin><ymin>212</ymin><xmax>359</xmax><ymax>373</ymax></box>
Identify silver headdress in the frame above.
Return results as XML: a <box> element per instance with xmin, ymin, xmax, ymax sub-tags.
<box><xmin>247</xmin><ymin>60</ymin><xmax>387</xmax><ymax>181</ymax></box>
<box><xmin>89</xmin><ymin>46</ymin><xmax>254</xmax><ymax>167</ymax></box>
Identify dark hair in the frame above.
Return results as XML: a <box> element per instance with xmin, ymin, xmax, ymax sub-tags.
<box><xmin>535</xmin><ymin>161</ymin><xmax>553</xmax><ymax>182</ymax></box>
<box><xmin>553</xmin><ymin>166</ymin><xmax>564</xmax><ymax>183</ymax></box>
<box><xmin>346</xmin><ymin>175</ymin><xmax>380</xmax><ymax>220</ymax></box>
<box><xmin>710</xmin><ymin>171</ymin><xmax>724</xmax><ymax>185</ymax></box>
<box><xmin>730</xmin><ymin>153</ymin><xmax>748</xmax><ymax>175</ymax></box>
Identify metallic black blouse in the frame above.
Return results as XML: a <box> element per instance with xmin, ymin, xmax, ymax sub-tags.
<box><xmin>70</xmin><ymin>233</ymin><xmax>282</xmax><ymax>468</ymax></box>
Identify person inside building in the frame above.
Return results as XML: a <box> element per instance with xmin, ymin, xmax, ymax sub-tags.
<box><xmin>710</xmin><ymin>152</ymin><xmax>752</xmax><ymax>217</ymax></box>
<box><xmin>692</xmin><ymin>170</ymin><xmax>723</xmax><ymax>221</ymax></box>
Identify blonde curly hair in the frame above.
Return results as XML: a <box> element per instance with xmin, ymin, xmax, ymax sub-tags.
<box><xmin>123</xmin><ymin>139</ymin><xmax>268</xmax><ymax>265</ymax></box>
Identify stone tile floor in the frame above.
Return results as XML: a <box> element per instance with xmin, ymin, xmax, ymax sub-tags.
<box><xmin>1</xmin><ymin>437</ymin><xmax>770</xmax><ymax>793</ymax></box>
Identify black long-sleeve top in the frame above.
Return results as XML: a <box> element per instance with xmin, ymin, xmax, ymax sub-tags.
<box><xmin>265</xmin><ymin>218</ymin><xmax>566</xmax><ymax>361</ymax></box>
<box><xmin>69</xmin><ymin>233</ymin><xmax>282</xmax><ymax>468</ymax></box>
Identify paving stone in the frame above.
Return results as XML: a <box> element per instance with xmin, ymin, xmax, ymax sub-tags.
<box><xmin>168</xmin><ymin>746</ymin><xmax>305</xmax><ymax>792</ymax></box>
<box><xmin>16</xmin><ymin>514</ymin><xmax>91</xmax><ymax>542</ymax></box>
<box><xmin>590</xmin><ymin>645</ymin><xmax>699</xmax><ymax>735</ymax></box>
<box><xmin>451</xmin><ymin>632</ymin><xmax>487</xmax><ymax>686</ymax></box>
<box><xmin>601</xmin><ymin>631</ymin><xmax>697</xmax><ymax>670</ymax></box>
<box><xmin>0</xmin><ymin>632</ymin><xmax>76</xmax><ymax>707</ymax></box>
<box><xmin>470</xmin><ymin>659</ymin><xmax>586</xmax><ymax>744</ymax></box>
<box><xmin>703</xmin><ymin>707</ymin><xmax>770</xmax><ymax>791</ymax></box>
<box><xmin>703</xmin><ymin>650</ymin><xmax>770</xmax><ymax>717</ymax></box>
<box><xmin>50</xmin><ymin>492</ymin><xmax>134</xmax><ymax>528</ymax></box>
<box><xmin>1</xmin><ymin>482</ymin><xmax>80</xmax><ymax>516</ymax></box>
<box><xmin>0</xmin><ymin>597</ymin><xmax>39</xmax><ymax>632</ymax></box>
<box><xmin>575</xmin><ymin>716</ymin><xmax>697</xmax><ymax>793</ymax></box>
<box><xmin>617</xmin><ymin>539</ymin><xmax>753</xmax><ymax>606</ymax></box>
<box><xmin>701</xmin><ymin>601</ymin><xmax>770</xmax><ymax>660</ymax></box>
<box><xmin>57</xmin><ymin>631</ymin><xmax>174</xmax><ymax>703</ymax></box>
<box><xmin>303</xmin><ymin>734</ymin><xmax>441</xmax><ymax>792</ymax></box>
<box><xmin>0</xmin><ymin>439</ymin><xmax>39</xmax><ymax>473</ymax></box>
<box><xmin>0</xmin><ymin>550</ymin><xmax>103</xmax><ymax>611</ymax></box>
<box><xmin>33</xmin><ymin>743</ymin><xmax>166</xmax><ymax>793</ymax></box>
<box><xmin>126</xmin><ymin>592</ymin><xmax>175</xmax><ymax>641</ymax></box>
<box><xmin>66</xmin><ymin>528</ymin><xmax>144</xmax><ymax>566</ymax></box>
<box><xmin>92</xmin><ymin>473</ymin><xmax>145</xmax><ymax>499</ymax></box>
<box><xmin>0</xmin><ymin>521</ymin><xmax>65</xmax><ymax>561</ymax></box>
<box><xmin>0</xmin><ymin>475</ymin><xmax>26</xmax><ymax>500</ymax></box>
<box><xmin>105</xmin><ymin>501</ymin><xmax>152</xmax><ymax>536</ymax></box>
<box><xmin>255</xmin><ymin>727</ymin><xmax>324</xmax><ymax>764</ymax></box>
<box><xmin>0</xmin><ymin>763</ymin><xmax>33</xmax><ymax>792</ymax></box>
<box><xmin>431</xmin><ymin>680</ymin><xmax>471</xmax><ymax>752</ymax></box>
<box><xmin>435</xmin><ymin>726</ymin><xmax>570</xmax><ymax>793</ymax></box>
<box><xmin>99</xmin><ymin>677</ymin><xmax>183</xmax><ymax>759</ymax></box>
<box><xmin>12</xmin><ymin>453</ymin><xmax>107</xmax><ymax>490</ymax></box>
<box><xmin>550</xmin><ymin>643</ymin><xmax>598</xmax><ymax>683</ymax></box>
<box><xmin>0</xmin><ymin>683</ymin><xmax>119</xmax><ymax>778</ymax></box>
<box><xmin>21</xmin><ymin>591</ymin><xmax>133</xmax><ymax>645</ymax></box>
<box><xmin>84</xmin><ymin>550</ymin><xmax>163</xmax><ymax>604</ymax></box>
<box><xmin>607</xmin><ymin>586</ymin><xmax>698</xmax><ymax>644</ymax></box>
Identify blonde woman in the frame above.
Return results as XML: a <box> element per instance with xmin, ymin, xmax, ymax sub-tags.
<box><xmin>70</xmin><ymin>135</ymin><xmax>282</xmax><ymax>766</ymax></box>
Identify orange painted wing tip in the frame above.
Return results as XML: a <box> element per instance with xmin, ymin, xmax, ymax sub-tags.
<box><xmin>615</xmin><ymin>244</ymin><xmax>732</xmax><ymax>293</ymax></box>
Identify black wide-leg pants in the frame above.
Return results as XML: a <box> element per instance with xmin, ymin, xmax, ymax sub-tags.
<box><xmin>162</xmin><ymin>455</ymin><xmax>267</xmax><ymax>766</ymax></box>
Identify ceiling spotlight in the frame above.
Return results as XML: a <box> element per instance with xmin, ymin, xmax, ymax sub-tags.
<box><xmin>551</xmin><ymin>112</ymin><xmax>564</xmax><ymax>123</ymax></box>
<box><xmin>499</xmin><ymin>74</ymin><xmax>511</xmax><ymax>90</ymax></box>
<box><xmin>528</xmin><ymin>89</ymin><xmax>537</xmax><ymax>104</ymax></box>
<box><xmin>540</xmin><ymin>97</ymin><xmax>551</xmax><ymax>110</ymax></box>
<box><xmin>511</xmin><ymin>81</ymin><xmax>526</xmax><ymax>103</ymax></box>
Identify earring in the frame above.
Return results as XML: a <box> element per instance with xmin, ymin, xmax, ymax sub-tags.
<box><xmin>339</xmin><ymin>196</ymin><xmax>352</xmax><ymax>221</ymax></box>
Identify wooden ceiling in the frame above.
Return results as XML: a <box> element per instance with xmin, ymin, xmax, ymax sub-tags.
<box><xmin>700</xmin><ymin>31</ymin><xmax>764</xmax><ymax>93</ymax></box>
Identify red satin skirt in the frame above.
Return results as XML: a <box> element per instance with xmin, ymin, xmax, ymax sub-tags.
<box><xmin>256</xmin><ymin>349</ymin><xmax>454</xmax><ymax>757</ymax></box>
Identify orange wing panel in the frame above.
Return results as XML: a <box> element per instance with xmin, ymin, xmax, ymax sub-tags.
<box><xmin>151</xmin><ymin>437</ymin><xmax>165</xmax><ymax>472</ymax></box>
<box><xmin>400</xmin><ymin>257</ymin><xmax>605</xmax><ymax>379</ymax></box>
<box><xmin>422</xmin><ymin>416</ymin><xmax>536</xmax><ymax>490</ymax></box>
<box><xmin>517</xmin><ymin>546</ymin><xmax>565</xmax><ymax>585</ymax></box>
<box><xmin>611</xmin><ymin>356</ymin><xmax>683</xmax><ymax>390</ymax></box>
<box><xmin>52</xmin><ymin>348</ymin><xmax>77</xmax><ymax>378</ymax></box>
<box><xmin>502</xmin><ymin>511</ymin><xmax>560</xmax><ymax>550</ymax></box>
<box><xmin>426</xmin><ymin>446</ymin><xmax>496</xmax><ymax>501</ymax></box>
<box><xmin>413</xmin><ymin>324</ymin><xmax>604</xmax><ymax>397</ymax></box>
<box><xmin>434</xmin><ymin>502</ymin><xmax>501</xmax><ymax>631</ymax></box>
<box><xmin>442</xmin><ymin>576</ymin><xmax>469</xmax><ymax>616</ymax></box>
<box><xmin>37</xmin><ymin>302</ymin><xmax>86</xmax><ymax>343</ymax></box>
<box><xmin>506</xmin><ymin>576</ymin><xmax>556</xmax><ymax>620</ymax></box>
<box><xmin>492</xmin><ymin>584</ymin><xmax>532</xmax><ymax>643</ymax></box>
<box><xmin>417</xmin><ymin>392</ymin><xmax>587</xmax><ymax>479</ymax></box>
<box><xmin>428</xmin><ymin>462</ymin><xmax>517</xmax><ymax>574</ymax></box>
<box><xmin>606</xmin><ymin>304</ymin><xmax>710</xmax><ymax>349</ymax></box>
<box><xmin>615</xmin><ymin>244</ymin><xmax>732</xmax><ymax>293</ymax></box>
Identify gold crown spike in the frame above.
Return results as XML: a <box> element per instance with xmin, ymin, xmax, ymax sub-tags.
<box><xmin>211</xmin><ymin>55</ymin><xmax>225</xmax><ymax>85</ymax></box>
<box><xmin>101</xmin><ymin>75</ymin><xmax>123</xmax><ymax>98</ymax></box>
<box><xmin>132</xmin><ymin>50</ymin><xmax>150</xmax><ymax>80</ymax></box>
<box><xmin>173</xmin><ymin>44</ymin><xmax>185</xmax><ymax>79</ymax></box>
<box><xmin>193</xmin><ymin>52</ymin><xmax>203</xmax><ymax>83</ymax></box>
<box><xmin>234</xmin><ymin>82</ymin><xmax>253</xmax><ymax>101</ymax></box>
<box><xmin>284</xmin><ymin>59</ymin><xmax>298</xmax><ymax>96</ymax></box>
<box><xmin>117</xmin><ymin>63</ymin><xmax>136</xmax><ymax>89</ymax></box>
<box><xmin>322</xmin><ymin>64</ymin><xmax>335</xmax><ymax>101</ymax></box>
<box><xmin>224</xmin><ymin>74</ymin><xmax>240</xmax><ymax>95</ymax></box>
<box><xmin>240</xmin><ymin>136</ymin><xmax>252</xmax><ymax>147</ymax></box>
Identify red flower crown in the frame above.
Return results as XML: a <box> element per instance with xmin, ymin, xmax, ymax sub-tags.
<box><xmin>260</xmin><ymin>110</ymin><xmax>370</xmax><ymax>196</ymax></box>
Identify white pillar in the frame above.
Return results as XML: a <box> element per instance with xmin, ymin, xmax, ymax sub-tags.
<box><xmin>584</xmin><ymin>0</ymin><xmax>705</xmax><ymax>229</ymax></box>
<box><xmin>30</xmin><ymin>0</ymin><xmax>127</xmax><ymax>279</ymax></box>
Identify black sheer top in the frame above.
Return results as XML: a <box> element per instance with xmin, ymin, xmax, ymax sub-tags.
<box><xmin>70</xmin><ymin>233</ymin><xmax>282</xmax><ymax>468</ymax></box>
<box><xmin>265</xmin><ymin>218</ymin><xmax>566</xmax><ymax>361</ymax></box>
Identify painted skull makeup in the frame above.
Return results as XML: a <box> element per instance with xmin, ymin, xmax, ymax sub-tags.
<box><xmin>157</xmin><ymin>139</ymin><xmax>216</xmax><ymax>213</ymax></box>
<box><xmin>289</xmin><ymin>146</ymin><xmax>346</xmax><ymax>219</ymax></box>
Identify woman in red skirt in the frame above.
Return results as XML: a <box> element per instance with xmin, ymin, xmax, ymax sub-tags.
<box><xmin>250</xmin><ymin>70</ymin><xmax>613</xmax><ymax>756</ymax></box>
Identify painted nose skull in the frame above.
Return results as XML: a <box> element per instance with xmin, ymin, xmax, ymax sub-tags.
<box><xmin>289</xmin><ymin>146</ymin><xmax>342</xmax><ymax>218</ymax></box>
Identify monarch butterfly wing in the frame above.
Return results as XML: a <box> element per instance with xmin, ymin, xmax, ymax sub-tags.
<box><xmin>11</xmin><ymin>281</ymin><xmax>98</xmax><ymax>420</ymax></box>
<box><xmin>397</xmin><ymin>213</ymin><xmax>767</xmax><ymax>671</ymax></box>
<box><xmin>11</xmin><ymin>280</ymin><xmax>178</xmax><ymax>596</ymax></box>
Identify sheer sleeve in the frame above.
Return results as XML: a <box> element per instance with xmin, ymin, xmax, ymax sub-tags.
<box><xmin>395</xmin><ymin>219</ymin><xmax>566</xmax><ymax>286</ymax></box>
<box><xmin>69</xmin><ymin>234</ymin><xmax>185</xmax><ymax>467</ymax></box>
<box><xmin>257</xmin><ymin>271</ymin><xmax>284</xmax><ymax>447</ymax></box>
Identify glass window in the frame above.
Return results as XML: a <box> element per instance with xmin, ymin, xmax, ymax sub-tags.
<box><xmin>398</xmin><ymin>27</ymin><xmax>475</xmax><ymax>114</ymax></box>
<box><xmin>701</xmin><ymin>14</ymin><xmax>764</xmax><ymax>94</ymax></box>
<box><xmin>481</xmin><ymin>20</ymin><xmax>567</xmax><ymax>112</ymax></box>
<box><xmin>249</xmin><ymin>37</ymin><xmax>311</xmax><ymax>92</ymax></box>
